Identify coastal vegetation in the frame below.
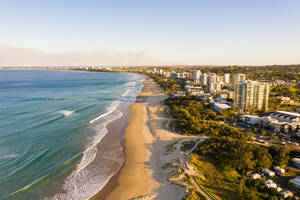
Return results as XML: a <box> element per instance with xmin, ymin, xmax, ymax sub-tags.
<box><xmin>164</xmin><ymin>97</ymin><xmax>292</xmax><ymax>199</ymax></box>
<box><xmin>166</xmin><ymin>97</ymin><xmax>246</xmax><ymax>140</ymax></box>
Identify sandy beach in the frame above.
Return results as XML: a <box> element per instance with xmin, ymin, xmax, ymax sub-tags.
<box><xmin>93</xmin><ymin>77</ymin><xmax>201</xmax><ymax>200</ymax></box>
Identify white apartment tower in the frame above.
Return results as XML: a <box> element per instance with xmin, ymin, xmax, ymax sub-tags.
<box><xmin>224</xmin><ymin>73</ymin><xmax>231</xmax><ymax>84</ymax></box>
<box><xmin>234</xmin><ymin>80</ymin><xmax>269</xmax><ymax>111</ymax></box>
<box><xmin>200</xmin><ymin>73</ymin><xmax>208</xmax><ymax>86</ymax></box>
<box><xmin>232</xmin><ymin>73</ymin><xmax>246</xmax><ymax>88</ymax></box>
<box><xmin>190</xmin><ymin>70</ymin><xmax>201</xmax><ymax>80</ymax></box>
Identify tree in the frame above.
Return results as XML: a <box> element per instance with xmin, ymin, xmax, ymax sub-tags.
<box><xmin>269</xmin><ymin>146</ymin><xmax>290</xmax><ymax>166</ymax></box>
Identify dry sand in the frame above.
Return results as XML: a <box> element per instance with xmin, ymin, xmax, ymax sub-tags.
<box><xmin>97</xmin><ymin>77</ymin><xmax>196</xmax><ymax>200</ymax></box>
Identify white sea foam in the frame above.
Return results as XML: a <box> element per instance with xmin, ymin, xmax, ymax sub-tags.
<box><xmin>89</xmin><ymin>101</ymin><xmax>120</xmax><ymax>124</ymax></box>
<box><xmin>124</xmin><ymin>81</ymin><xmax>136</xmax><ymax>87</ymax></box>
<box><xmin>120</xmin><ymin>89</ymin><xmax>130</xmax><ymax>97</ymax></box>
<box><xmin>0</xmin><ymin>153</ymin><xmax>20</xmax><ymax>159</ymax></box>
<box><xmin>50</xmin><ymin>105</ymin><xmax>123</xmax><ymax>200</ymax></box>
<box><xmin>59</xmin><ymin>110</ymin><xmax>74</xmax><ymax>116</ymax></box>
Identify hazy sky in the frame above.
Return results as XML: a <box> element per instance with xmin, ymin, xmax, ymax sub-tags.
<box><xmin>1</xmin><ymin>0</ymin><xmax>300</xmax><ymax>66</ymax></box>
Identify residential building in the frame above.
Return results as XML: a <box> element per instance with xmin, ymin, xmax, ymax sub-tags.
<box><xmin>232</xmin><ymin>73</ymin><xmax>246</xmax><ymax>88</ymax></box>
<box><xmin>186</xmin><ymin>87</ymin><xmax>204</xmax><ymax>96</ymax></box>
<box><xmin>279</xmin><ymin>190</ymin><xmax>293</xmax><ymax>198</ymax></box>
<box><xmin>270</xmin><ymin>111</ymin><xmax>300</xmax><ymax>123</ymax></box>
<box><xmin>181</xmin><ymin>72</ymin><xmax>190</xmax><ymax>79</ymax></box>
<box><xmin>264</xmin><ymin>179</ymin><xmax>277</xmax><ymax>188</ymax></box>
<box><xmin>241</xmin><ymin>115</ymin><xmax>261</xmax><ymax>125</ymax></box>
<box><xmin>171</xmin><ymin>72</ymin><xmax>180</xmax><ymax>78</ymax></box>
<box><xmin>200</xmin><ymin>73</ymin><xmax>208</xmax><ymax>86</ymax></box>
<box><xmin>262</xmin><ymin>168</ymin><xmax>275</xmax><ymax>177</ymax></box>
<box><xmin>234</xmin><ymin>80</ymin><xmax>269</xmax><ymax>111</ymax></box>
<box><xmin>213</xmin><ymin>103</ymin><xmax>231</xmax><ymax>112</ymax></box>
<box><xmin>189</xmin><ymin>70</ymin><xmax>201</xmax><ymax>80</ymax></box>
<box><xmin>251</xmin><ymin>173</ymin><xmax>261</xmax><ymax>180</ymax></box>
<box><xmin>274</xmin><ymin>166</ymin><xmax>285</xmax><ymax>174</ymax></box>
<box><xmin>224</xmin><ymin>73</ymin><xmax>231</xmax><ymax>84</ymax></box>
<box><xmin>209</xmin><ymin>82</ymin><xmax>222</xmax><ymax>93</ymax></box>
<box><xmin>207</xmin><ymin>73</ymin><xmax>217</xmax><ymax>92</ymax></box>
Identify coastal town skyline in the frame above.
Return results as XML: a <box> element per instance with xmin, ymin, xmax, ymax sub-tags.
<box><xmin>1</xmin><ymin>0</ymin><xmax>300</xmax><ymax>66</ymax></box>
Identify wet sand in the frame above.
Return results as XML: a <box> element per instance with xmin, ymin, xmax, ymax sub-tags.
<box><xmin>92</xmin><ymin>77</ymin><xmax>187</xmax><ymax>200</ymax></box>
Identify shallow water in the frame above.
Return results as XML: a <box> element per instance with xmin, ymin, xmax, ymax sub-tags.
<box><xmin>0</xmin><ymin>70</ymin><xmax>143</xmax><ymax>200</ymax></box>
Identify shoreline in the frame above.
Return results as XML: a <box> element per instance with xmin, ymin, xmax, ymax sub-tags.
<box><xmin>92</xmin><ymin>77</ymin><xmax>188</xmax><ymax>200</ymax></box>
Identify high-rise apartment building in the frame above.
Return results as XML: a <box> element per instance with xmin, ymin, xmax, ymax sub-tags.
<box><xmin>189</xmin><ymin>70</ymin><xmax>201</xmax><ymax>80</ymax></box>
<box><xmin>232</xmin><ymin>73</ymin><xmax>246</xmax><ymax>88</ymax></box>
<box><xmin>209</xmin><ymin>82</ymin><xmax>222</xmax><ymax>93</ymax></box>
<box><xmin>234</xmin><ymin>80</ymin><xmax>269</xmax><ymax>111</ymax></box>
<box><xmin>224</xmin><ymin>73</ymin><xmax>231</xmax><ymax>84</ymax></box>
<box><xmin>207</xmin><ymin>73</ymin><xmax>217</xmax><ymax>90</ymax></box>
<box><xmin>200</xmin><ymin>73</ymin><xmax>208</xmax><ymax>86</ymax></box>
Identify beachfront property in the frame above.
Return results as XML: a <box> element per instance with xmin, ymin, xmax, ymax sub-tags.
<box><xmin>234</xmin><ymin>80</ymin><xmax>269</xmax><ymax>111</ymax></box>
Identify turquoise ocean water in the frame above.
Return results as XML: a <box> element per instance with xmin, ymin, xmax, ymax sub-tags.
<box><xmin>0</xmin><ymin>70</ymin><xmax>144</xmax><ymax>200</ymax></box>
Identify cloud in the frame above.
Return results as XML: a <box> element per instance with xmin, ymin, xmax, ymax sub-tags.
<box><xmin>0</xmin><ymin>44</ymin><xmax>163</xmax><ymax>66</ymax></box>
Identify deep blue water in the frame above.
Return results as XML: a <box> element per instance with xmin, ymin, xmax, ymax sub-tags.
<box><xmin>0</xmin><ymin>70</ymin><xmax>143</xmax><ymax>200</ymax></box>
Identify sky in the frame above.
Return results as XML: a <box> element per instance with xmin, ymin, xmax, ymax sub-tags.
<box><xmin>0</xmin><ymin>0</ymin><xmax>300</xmax><ymax>66</ymax></box>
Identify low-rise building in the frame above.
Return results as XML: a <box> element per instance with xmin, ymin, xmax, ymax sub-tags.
<box><xmin>213</xmin><ymin>103</ymin><xmax>231</xmax><ymax>112</ymax></box>
<box><xmin>270</xmin><ymin>111</ymin><xmax>300</xmax><ymax>123</ymax></box>
<box><xmin>262</xmin><ymin>168</ymin><xmax>275</xmax><ymax>177</ymax></box>
<box><xmin>186</xmin><ymin>87</ymin><xmax>204</xmax><ymax>96</ymax></box>
<box><xmin>251</xmin><ymin>173</ymin><xmax>261</xmax><ymax>180</ymax></box>
<box><xmin>279</xmin><ymin>190</ymin><xmax>293</xmax><ymax>198</ymax></box>
<box><xmin>274</xmin><ymin>166</ymin><xmax>285</xmax><ymax>174</ymax></box>
<box><xmin>264</xmin><ymin>179</ymin><xmax>277</xmax><ymax>188</ymax></box>
<box><xmin>241</xmin><ymin>115</ymin><xmax>261</xmax><ymax>125</ymax></box>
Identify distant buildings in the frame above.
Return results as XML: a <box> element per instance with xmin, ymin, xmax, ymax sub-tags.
<box><xmin>232</xmin><ymin>73</ymin><xmax>246</xmax><ymax>89</ymax></box>
<box><xmin>200</xmin><ymin>73</ymin><xmax>208</xmax><ymax>86</ymax></box>
<box><xmin>181</xmin><ymin>72</ymin><xmax>190</xmax><ymax>79</ymax></box>
<box><xmin>224</xmin><ymin>73</ymin><xmax>231</xmax><ymax>84</ymax></box>
<box><xmin>209</xmin><ymin>82</ymin><xmax>222</xmax><ymax>93</ymax></box>
<box><xmin>189</xmin><ymin>70</ymin><xmax>201</xmax><ymax>80</ymax></box>
<box><xmin>234</xmin><ymin>80</ymin><xmax>269</xmax><ymax>111</ymax></box>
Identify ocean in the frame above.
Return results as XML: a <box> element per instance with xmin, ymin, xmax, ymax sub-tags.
<box><xmin>0</xmin><ymin>70</ymin><xmax>144</xmax><ymax>200</ymax></box>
